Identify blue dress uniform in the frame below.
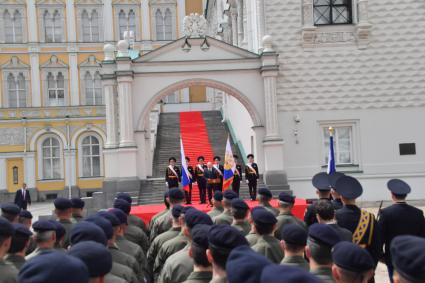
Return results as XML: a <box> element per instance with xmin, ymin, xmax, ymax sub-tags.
<box><xmin>195</xmin><ymin>157</ymin><xmax>207</xmax><ymax>204</ymax></box>
<box><xmin>304</xmin><ymin>172</ymin><xmax>332</xmax><ymax>227</ymax></box>
<box><xmin>165</xmin><ymin>157</ymin><xmax>181</xmax><ymax>189</ymax></box>
<box><xmin>334</xmin><ymin>176</ymin><xmax>382</xmax><ymax>265</ymax></box>
<box><xmin>204</xmin><ymin>166</ymin><xmax>220</xmax><ymax>205</ymax></box>
<box><xmin>245</xmin><ymin>154</ymin><xmax>259</xmax><ymax>201</ymax></box>
<box><xmin>378</xmin><ymin>179</ymin><xmax>425</xmax><ymax>282</ymax></box>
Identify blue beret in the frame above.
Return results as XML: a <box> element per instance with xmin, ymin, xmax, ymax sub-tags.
<box><xmin>19</xmin><ymin>251</ymin><xmax>89</xmax><ymax>283</ymax></box>
<box><xmin>223</xmin><ymin>190</ymin><xmax>238</xmax><ymax>200</ymax></box>
<box><xmin>171</xmin><ymin>204</ymin><xmax>184</xmax><ymax>218</ymax></box>
<box><xmin>68</xmin><ymin>241</ymin><xmax>112</xmax><ymax>277</ymax></box>
<box><xmin>168</xmin><ymin>188</ymin><xmax>185</xmax><ymax>200</ymax></box>
<box><xmin>33</xmin><ymin>220</ymin><xmax>56</xmax><ymax>232</ymax></box>
<box><xmin>208</xmin><ymin>224</ymin><xmax>249</xmax><ymax>250</ymax></box>
<box><xmin>48</xmin><ymin>220</ymin><xmax>66</xmax><ymax>240</ymax></box>
<box><xmin>226</xmin><ymin>246</ymin><xmax>271</xmax><ymax>283</ymax></box>
<box><xmin>387</xmin><ymin>179</ymin><xmax>411</xmax><ymax>195</ymax></box>
<box><xmin>391</xmin><ymin>235</ymin><xmax>425</xmax><ymax>283</ymax></box>
<box><xmin>278</xmin><ymin>192</ymin><xmax>295</xmax><ymax>204</ymax></box>
<box><xmin>191</xmin><ymin>224</ymin><xmax>210</xmax><ymax>249</ymax></box>
<box><xmin>13</xmin><ymin>223</ymin><xmax>32</xmax><ymax>237</ymax></box>
<box><xmin>71</xmin><ymin>198</ymin><xmax>85</xmax><ymax>209</ymax></box>
<box><xmin>54</xmin><ymin>198</ymin><xmax>72</xmax><ymax>210</ymax></box>
<box><xmin>281</xmin><ymin>224</ymin><xmax>307</xmax><ymax>246</ymax></box>
<box><xmin>308</xmin><ymin>223</ymin><xmax>341</xmax><ymax>247</ymax></box>
<box><xmin>231</xmin><ymin>198</ymin><xmax>249</xmax><ymax>210</ymax></box>
<box><xmin>213</xmin><ymin>191</ymin><xmax>223</xmax><ymax>201</ymax></box>
<box><xmin>182</xmin><ymin>206</ymin><xmax>195</xmax><ymax>214</ymax></box>
<box><xmin>312</xmin><ymin>172</ymin><xmax>331</xmax><ymax>191</ymax></box>
<box><xmin>329</xmin><ymin>172</ymin><xmax>345</xmax><ymax>188</ymax></box>
<box><xmin>184</xmin><ymin>209</ymin><xmax>213</xmax><ymax>228</ymax></box>
<box><xmin>332</xmin><ymin>241</ymin><xmax>375</xmax><ymax>273</ymax></box>
<box><xmin>1</xmin><ymin>203</ymin><xmax>20</xmax><ymax>215</ymax></box>
<box><xmin>335</xmin><ymin>176</ymin><xmax>363</xmax><ymax>199</ymax></box>
<box><xmin>113</xmin><ymin>199</ymin><xmax>131</xmax><ymax>215</ymax></box>
<box><xmin>0</xmin><ymin>217</ymin><xmax>14</xmax><ymax>236</ymax></box>
<box><xmin>108</xmin><ymin>208</ymin><xmax>128</xmax><ymax>225</ymax></box>
<box><xmin>261</xmin><ymin>264</ymin><xmax>322</xmax><ymax>283</ymax></box>
<box><xmin>97</xmin><ymin>211</ymin><xmax>120</xmax><ymax>227</ymax></box>
<box><xmin>85</xmin><ymin>216</ymin><xmax>113</xmax><ymax>240</ymax></box>
<box><xmin>252</xmin><ymin>208</ymin><xmax>277</xmax><ymax>225</ymax></box>
<box><xmin>258</xmin><ymin>187</ymin><xmax>272</xmax><ymax>198</ymax></box>
<box><xmin>19</xmin><ymin>210</ymin><xmax>33</xmax><ymax>219</ymax></box>
<box><xmin>116</xmin><ymin>192</ymin><xmax>132</xmax><ymax>204</ymax></box>
<box><xmin>70</xmin><ymin>221</ymin><xmax>107</xmax><ymax>246</ymax></box>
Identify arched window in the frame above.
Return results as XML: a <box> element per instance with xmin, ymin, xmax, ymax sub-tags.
<box><xmin>84</xmin><ymin>71</ymin><xmax>102</xmax><ymax>105</ymax></box>
<box><xmin>47</xmin><ymin>72</ymin><xmax>65</xmax><ymax>106</ymax></box>
<box><xmin>164</xmin><ymin>9</ymin><xmax>172</xmax><ymax>40</ymax></box>
<box><xmin>82</xmin><ymin>10</ymin><xmax>90</xmax><ymax>41</ymax></box>
<box><xmin>155</xmin><ymin>9</ymin><xmax>164</xmax><ymax>40</ymax></box>
<box><xmin>155</xmin><ymin>8</ymin><xmax>173</xmax><ymax>41</ymax></box>
<box><xmin>7</xmin><ymin>73</ymin><xmax>26</xmax><ymax>108</ymax></box>
<box><xmin>81</xmin><ymin>136</ymin><xmax>101</xmax><ymax>177</ymax></box>
<box><xmin>53</xmin><ymin>10</ymin><xmax>62</xmax><ymax>41</ymax></box>
<box><xmin>42</xmin><ymin>137</ymin><xmax>61</xmax><ymax>179</ymax></box>
<box><xmin>118</xmin><ymin>9</ymin><xmax>136</xmax><ymax>40</ymax></box>
<box><xmin>90</xmin><ymin>10</ymin><xmax>100</xmax><ymax>42</ymax></box>
<box><xmin>4</xmin><ymin>10</ymin><xmax>23</xmax><ymax>43</ymax></box>
<box><xmin>82</xmin><ymin>9</ymin><xmax>100</xmax><ymax>42</ymax></box>
<box><xmin>43</xmin><ymin>11</ymin><xmax>53</xmax><ymax>42</ymax></box>
<box><xmin>128</xmin><ymin>10</ymin><xmax>136</xmax><ymax>35</ymax></box>
<box><xmin>118</xmin><ymin>10</ymin><xmax>127</xmax><ymax>40</ymax></box>
<box><xmin>44</xmin><ymin>10</ymin><xmax>62</xmax><ymax>42</ymax></box>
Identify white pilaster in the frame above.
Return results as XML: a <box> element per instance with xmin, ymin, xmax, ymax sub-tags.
<box><xmin>117</xmin><ymin>75</ymin><xmax>136</xmax><ymax>147</ymax></box>
<box><xmin>69</xmin><ymin>51</ymin><xmax>80</xmax><ymax>105</ymax></box>
<box><xmin>141</xmin><ymin>0</ymin><xmax>150</xmax><ymax>40</ymax></box>
<box><xmin>29</xmin><ymin>46</ymin><xmax>41</xmax><ymax>107</ymax></box>
<box><xmin>103</xmin><ymin>79</ymin><xmax>119</xmax><ymax>148</ymax></box>
<box><xmin>27</xmin><ymin>0</ymin><xmax>38</xmax><ymax>42</ymax></box>
<box><xmin>66</xmin><ymin>0</ymin><xmax>77</xmax><ymax>42</ymax></box>
<box><xmin>177</xmin><ymin>0</ymin><xmax>186</xmax><ymax>37</ymax></box>
<box><xmin>0</xmin><ymin>158</ymin><xmax>6</xmax><ymax>190</ymax></box>
<box><xmin>230</xmin><ymin>8</ymin><xmax>238</xmax><ymax>45</ymax></box>
<box><xmin>237</xmin><ymin>0</ymin><xmax>244</xmax><ymax>47</ymax></box>
<box><xmin>103</xmin><ymin>0</ymin><xmax>114</xmax><ymax>42</ymax></box>
<box><xmin>255</xmin><ymin>0</ymin><xmax>265</xmax><ymax>51</ymax></box>
<box><xmin>24</xmin><ymin>152</ymin><xmax>36</xmax><ymax>188</ymax></box>
<box><xmin>64</xmin><ymin>150</ymin><xmax>77</xmax><ymax>187</ymax></box>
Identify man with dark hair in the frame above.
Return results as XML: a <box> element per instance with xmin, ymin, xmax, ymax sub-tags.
<box><xmin>205</xmin><ymin>162</ymin><xmax>220</xmax><ymax>206</ymax></box>
<box><xmin>70</xmin><ymin>198</ymin><xmax>85</xmax><ymax>222</ymax></box>
<box><xmin>251</xmin><ymin>207</ymin><xmax>283</xmax><ymax>263</ymax></box>
<box><xmin>257</xmin><ymin>187</ymin><xmax>279</xmax><ymax>216</ymax></box>
<box><xmin>306</xmin><ymin>223</ymin><xmax>342</xmax><ymax>283</ymax></box>
<box><xmin>315</xmin><ymin>200</ymin><xmax>352</xmax><ymax>242</ymax></box>
<box><xmin>185</xmin><ymin>156</ymin><xmax>195</xmax><ymax>204</ymax></box>
<box><xmin>332</xmin><ymin>241</ymin><xmax>375</xmax><ymax>283</ymax></box>
<box><xmin>208</xmin><ymin>191</ymin><xmax>224</xmax><ymax>220</ymax></box>
<box><xmin>6</xmin><ymin>223</ymin><xmax>31</xmax><ymax>270</ymax></box>
<box><xmin>304</xmin><ymin>172</ymin><xmax>332</xmax><ymax>227</ymax></box>
<box><xmin>214</xmin><ymin>190</ymin><xmax>238</xmax><ymax>225</ymax></box>
<box><xmin>280</xmin><ymin>224</ymin><xmax>309</xmax><ymax>271</ymax></box>
<box><xmin>378</xmin><ymin>179</ymin><xmax>425</xmax><ymax>283</ymax></box>
<box><xmin>183</xmin><ymin>224</ymin><xmax>212</xmax><ymax>283</ymax></box>
<box><xmin>53</xmin><ymin>198</ymin><xmax>75</xmax><ymax>248</ymax></box>
<box><xmin>14</xmin><ymin>183</ymin><xmax>31</xmax><ymax>210</ymax></box>
<box><xmin>195</xmin><ymin>156</ymin><xmax>208</xmax><ymax>204</ymax></box>
<box><xmin>213</xmin><ymin>156</ymin><xmax>224</xmax><ymax>192</ymax></box>
<box><xmin>230</xmin><ymin>199</ymin><xmax>250</xmax><ymax>236</ymax></box>
<box><xmin>275</xmin><ymin>192</ymin><xmax>306</xmax><ymax>240</ymax></box>
<box><xmin>0</xmin><ymin>217</ymin><xmax>18</xmax><ymax>282</ymax></box>
<box><xmin>26</xmin><ymin>220</ymin><xmax>56</xmax><ymax>260</ymax></box>
<box><xmin>1</xmin><ymin>203</ymin><xmax>20</xmax><ymax>223</ymax></box>
<box><xmin>166</xmin><ymin>157</ymin><xmax>181</xmax><ymax>189</ymax></box>
<box><xmin>207</xmin><ymin>225</ymin><xmax>249</xmax><ymax>283</ymax></box>
<box><xmin>245</xmin><ymin>154</ymin><xmax>259</xmax><ymax>201</ymax></box>
<box><xmin>232</xmin><ymin>155</ymin><xmax>242</xmax><ymax>196</ymax></box>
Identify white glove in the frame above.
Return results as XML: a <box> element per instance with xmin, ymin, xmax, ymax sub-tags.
<box><xmin>165</xmin><ymin>182</ymin><xmax>168</xmax><ymax>186</ymax></box>
<box><xmin>246</xmin><ymin>180</ymin><xmax>249</xmax><ymax>184</ymax></box>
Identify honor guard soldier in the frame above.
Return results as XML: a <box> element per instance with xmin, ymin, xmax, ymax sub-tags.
<box><xmin>335</xmin><ymin>176</ymin><xmax>382</xmax><ymax>266</ymax></box>
<box><xmin>185</xmin><ymin>157</ymin><xmax>195</xmax><ymax>204</ymax></box>
<box><xmin>0</xmin><ymin>217</ymin><xmax>18</xmax><ymax>282</ymax></box>
<box><xmin>6</xmin><ymin>223</ymin><xmax>32</xmax><ymax>270</ymax></box>
<box><xmin>275</xmin><ymin>192</ymin><xmax>306</xmax><ymax>240</ymax></box>
<box><xmin>214</xmin><ymin>190</ymin><xmax>238</xmax><ymax>225</ymax></box>
<box><xmin>230</xmin><ymin>198</ymin><xmax>251</xmax><ymax>236</ymax></box>
<box><xmin>18</xmin><ymin>210</ymin><xmax>32</xmax><ymax>229</ymax></box>
<box><xmin>390</xmin><ymin>235</ymin><xmax>425</xmax><ymax>283</ymax></box>
<box><xmin>378</xmin><ymin>179</ymin><xmax>425</xmax><ymax>282</ymax></box>
<box><xmin>70</xmin><ymin>198</ymin><xmax>85</xmax><ymax>223</ymax></box>
<box><xmin>332</xmin><ymin>241</ymin><xmax>375</xmax><ymax>283</ymax></box>
<box><xmin>195</xmin><ymin>156</ymin><xmax>208</xmax><ymax>204</ymax></box>
<box><xmin>207</xmin><ymin>191</ymin><xmax>224</xmax><ymax>219</ymax></box>
<box><xmin>245</xmin><ymin>154</ymin><xmax>259</xmax><ymax>201</ymax></box>
<box><xmin>1</xmin><ymin>203</ymin><xmax>20</xmax><ymax>223</ymax></box>
<box><xmin>329</xmin><ymin>172</ymin><xmax>345</xmax><ymax>210</ymax></box>
<box><xmin>48</xmin><ymin>220</ymin><xmax>66</xmax><ymax>252</ymax></box>
<box><xmin>26</xmin><ymin>220</ymin><xmax>57</xmax><ymax>260</ymax></box>
<box><xmin>166</xmin><ymin>157</ymin><xmax>181</xmax><ymax>189</ymax></box>
<box><xmin>213</xmin><ymin>156</ymin><xmax>224</xmax><ymax>191</ymax></box>
<box><xmin>279</xmin><ymin>224</ymin><xmax>309</xmax><ymax>270</ymax></box>
<box><xmin>257</xmin><ymin>187</ymin><xmax>279</xmax><ymax>216</ymax></box>
<box><xmin>116</xmin><ymin>192</ymin><xmax>148</xmax><ymax>234</ymax></box>
<box><xmin>261</xmin><ymin>264</ymin><xmax>322</xmax><ymax>283</ymax></box>
<box><xmin>232</xmin><ymin>155</ymin><xmax>242</xmax><ymax>196</ymax></box>
<box><xmin>53</xmin><ymin>197</ymin><xmax>75</xmax><ymax>248</ymax></box>
<box><xmin>304</xmin><ymin>172</ymin><xmax>332</xmax><ymax>227</ymax></box>
<box><xmin>204</xmin><ymin>162</ymin><xmax>220</xmax><ymax>206</ymax></box>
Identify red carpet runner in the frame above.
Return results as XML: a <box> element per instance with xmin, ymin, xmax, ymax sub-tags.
<box><xmin>179</xmin><ymin>111</ymin><xmax>215</xmax><ymax>203</ymax></box>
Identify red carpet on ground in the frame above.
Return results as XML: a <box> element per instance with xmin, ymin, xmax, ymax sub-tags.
<box><xmin>131</xmin><ymin>198</ymin><xmax>307</xmax><ymax>225</ymax></box>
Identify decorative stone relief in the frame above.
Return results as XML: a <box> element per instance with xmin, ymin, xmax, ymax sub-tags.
<box><xmin>0</xmin><ymin>128</ymin><xmax>24</xmax><ymax>145</ymax></box>
<box><xmin>183</xmin><ymin>14</ymin><xmax>207</xmax><ymax>38</ymax></box>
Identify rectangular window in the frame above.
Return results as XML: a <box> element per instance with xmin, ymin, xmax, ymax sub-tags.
<box><xmin>314</xmin><ymin>0</ymin><xmax>352</xmax><ymax>25</ymax></box>
<box><xmin>323</xmin><ymin>126</ymin><xmax>353</xmax><ymax>165</ymax></box>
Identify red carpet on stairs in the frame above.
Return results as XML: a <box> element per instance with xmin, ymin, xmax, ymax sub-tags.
<box><xmin>179</xmin><ymin>111</ymin><xmax>215</xmax><ymax>203</ymax></box>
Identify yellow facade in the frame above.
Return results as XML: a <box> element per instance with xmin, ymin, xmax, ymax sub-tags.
<box><xmin>6</xmin><ymin>158</ymin><xmax>24</xmax><ymax>193</ymax></box>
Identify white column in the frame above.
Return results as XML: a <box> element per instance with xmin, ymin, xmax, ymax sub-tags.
<box><xmin>231</xmin><ymin>8</ymin><xmax>238</xmax><ymax>46</ymax></box>
<box><xmin>103</xmin><ymin>0</ymin><xmax>114</xmax><ymax>42</ymax></box>
<box><xmin>29</xmin><ymin>47</ymin><xmax>41</xmax><ymax>107</ymax></box>
<box><xmin>117</xmin><ymin>75</ymin><xmax>136</xmax><ymax>147</ymax></box>
<box><xmin>64</xmin><ymin>150</ymin><xmax>77</xmax><ymax>188</ymax></box>
<box><xmin>237</xmin><ymin>0</ymin><xmax>244</xmax><ymax>47</ymax></box>
<box><xmin>177</xmin><ymin>0</ymin><xmax>186</xmax><ymax>37</ymax></box>
<box><xmin>66</xmin><ymin>0</ymin><xmax>77</xmax><ymax>42</ymax></box>
<box><xmin>69</xmin><ymin>51</ymin><xmax>80</xmax><ymax>105</ymax></box>
<box><xmin>0</xmin><ymin>158</ymin><xmax>6</xmax><ymax>190</ymax></box>
<box><xmin>103</xmin><ymin>79</ymin><xmax>119</xmax><ymax>148</ymax></box>
<box><xmin>141</xmin><ymin>0</ymin><xmax>150</xmax><ymax>40</ymax></box>
<box><xmin>263</xmin><ymin>73</ymin><xmax>279</xmax><ymax>139</ymax></box>
<box><xmin>24</xmin><ymin>152</ymin><xmax>36</xmax><ymax>188</ymax></box>
<box><xmin>27</xmin><ymin>0</ymin><xmax>38</xmax><ymax>42</ymax></box>
<box><xmin>256</xmin><ymin>0</ymin><xmax>265</xmax><ymax>51</ymax></box>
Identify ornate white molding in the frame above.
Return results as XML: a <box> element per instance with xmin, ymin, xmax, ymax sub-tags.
<box><xmin>183</xmin><ymin>13</ymin><xmax>207</xmax><ymax>38</ymax></box>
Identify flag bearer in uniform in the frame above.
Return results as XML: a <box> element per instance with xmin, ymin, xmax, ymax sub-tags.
<box><xmin>245</xmin><ymin>154</ymin><xmax>259</xmax><ymax>201</ymax></box>
<box><xmin>213</xmin><ymin>156</ymin><xmax>224</xmax><ymax>191</ymax></box>
<box><xmin>185</xmin><ymin>157</ymin><xmax>195</xmax><ymax>204</ymax></box>
<box><xmin>165</xmin><ymin>157</ymin><xmax>181</xmax><ymax>189</ymax></box>
<box><xmin>195</xmin><ymin>156</ymin><xmax>208</xmax><ymax>204</ymax></box>
<box><xmin>232</xmin><ymin>155</ymin><xmax>242</xmax><ymax>196</ymax></box>
<box><xmin>204</xmin><ymin>162</ymin><xmax>220</xmax><ymax>206</ymax></box>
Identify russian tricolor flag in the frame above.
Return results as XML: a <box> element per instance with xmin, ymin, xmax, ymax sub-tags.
<box><xmin>180</xmin><ymin>138</ymin><xmax>191</xmax><ymax>192</ymax></box>
<box><xmin>223</xmin><ymin>136</ymin><xmax>236</xmax><ymax>190</ymax></box>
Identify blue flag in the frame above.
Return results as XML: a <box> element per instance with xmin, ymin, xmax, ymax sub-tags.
<box><xmin>327</xmin><ymin>129</ymin><xmax>336</xmax><ymax>174</ymax></box>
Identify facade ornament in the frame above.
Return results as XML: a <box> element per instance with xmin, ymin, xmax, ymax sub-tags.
<box><xmin>103</xmin><ymin>44</ymin><xmax>115</xmax><ymax>61</ymax></box>
<box><xmin>262</xmin><ymin>35</ymin><xmax>274</xmax><ymax>53</ymax></box>
<box><xmin>183</xmin><ymin>13</ymin><xmax>207</xmax><ymax>38</ymax></box>
<box><xmin>116</xmin><ymin>40</ymin><xmax>129</xmax><ymax>58</ymax></box>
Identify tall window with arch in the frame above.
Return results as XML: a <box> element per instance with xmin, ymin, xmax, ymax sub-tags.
<box><xmin>4</xmin><ymin>9</ymin><xmax>23</xmax><ymax>43</ymax></box>
<box><xmin>7</xmin><ymin>72</ymin><xmax>26</xmax><ymax>108</ymax></box>
<box><xmin>81</xmin><ymin>135</ymin><xmax>101</xmax><ymax>177</ymax></box>
<box><xmin>84</xmin><ymin>71</ymin><xmax>102</xmax><ymax>105</ymax></box>
<box><xmin>42</xmin><ymin>137</ymin><xmax>61</xmax><ymax>180</ymax></box>
<box><xmin>44</xmin><ymin>10</ymin><xmax>62</xmax><ymax>42</ymax></box>
<box><xmin>118</xmin><ymin>9</ymin><xmax>136</xmax><ymax>40</ymax></box>
<box><xmin>155</xmin><ymin>8</ymin><xmax>173</xmax><ymax>40</ymax></box>
<box><xmin>82</xmin><ymin>9</ymin><xmax>100</xmax><ymax>42</ymax></box>
<box><xmin>47</xmin><ymin>72</ymin><xmax>65</xmax><ymax>106</ymax></box>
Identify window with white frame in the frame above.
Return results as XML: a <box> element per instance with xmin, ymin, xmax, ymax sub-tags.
<box><xmin>323</xmin><ymin>126</ymin><xmax>353</xmax><ymax>165</ymax></box>
<box><xmin>3</xmin><ymin>9</ymin><xmax>23</xmax><ymax>43</ymax></box>
<box><xmin>155</xmin><ymin>8</ymin><xmax>173</xmax><ymax>40</ymax></box>
<box><xmin>82</xmin><ymin>9</ymin><xmax>100</xmax><ymax>42</ymax></box>
<box><xmin>313</xmin><ymin>0</ymin><xmax>352</xmax><ymax>25</ymax></box>
<box><xmin>6</xmin><ymin>72</ymin><xmax>26</xmax><ymax>108</ymax></box>
<box><xmin>44</xmin><ymin>10</ymin><xmax>62</xmax><ymax>42</ymax></box>
<box><xmin>42</xmin><ymin>137</ymin><xmax>61</xmax><ymax>180</ymax></box>
<box><xmin>84</xmin><ymin>71</ymin><xmax>102</xmax><ymax>105</ymax></box>
<box><xmin>81</xmin><ymin>135</ymin><xmax>101</xmax><ymax>177</ymax></box>
<box><xmin>47</xmin><ymin>72</ymin><xmax>65</xmax><ymax>106</ymax></box>
<box><xmin>118</xmin><ymin>9</ymin><xmax>136</xmax><ymax>40</ymax></box>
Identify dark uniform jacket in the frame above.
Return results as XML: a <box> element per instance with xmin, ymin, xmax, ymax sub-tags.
<box><xmin>328</xmin><ymin>223</ymin><xmax>353</xmax><ymax>242</ymax></box>
<box><xmin>281</xmin><ymin>256</ymin><xmax>309</xmax><ymax>271</ymax></box>
<box><xmin>165</xmin><ymin>166</ymin><xmax>181</xmax><ymax>188</ymax></box>
<box><xmin>332</xmin><ymin>199</ymin><xmax>343</xmax><ymax>210</ymax></box>
<box><xmin>245</xmin><ymin>163</ymin><xmax>259</xmax><ymax>182</ymax></box>
<box><xmin>187</xmin><ymin>166</ymin><xmax>195</xmax><ymax>183</ymax></box>
<box><xmin>204</xmin><ymin>167</ymin><xmax>219</xmax><ymax>183</ymax></box>
<box><xmin>233</xmin><ymin>164</ymin><xmax>242</xmax><ymax>182</ymax></box>
<box><xmin>378</xmin><ymin>202</ymin><xmax>425</xmax><ymax>264</ymax></box>
<box><xmin>194</xmin><ymin>164</ymin><xmax>207</xmax><ymax>183</ymax></box>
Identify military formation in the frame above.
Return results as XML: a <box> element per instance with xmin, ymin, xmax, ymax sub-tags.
<box><xmin>0</xmin><ymin>170</ymin><xmax>424</xmax><ymax>283</ymax></box>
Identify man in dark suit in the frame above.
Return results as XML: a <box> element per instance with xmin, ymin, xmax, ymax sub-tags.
<box><xmin>14</xmin><ymin>183</ymin><xmax>31</xmax><ymax>210</ymax></box>
<box><xmin>378</xmin><ymin>179</ymin><xmax>425</xmax><ymax>283</ymax></box>
<box><xmin>245</xmin><ymin>154</ymin><xmax>259</xmax><ymax>200</ymax></box>
<box><xmin>204</xmin><ymin>162</ymin><xmax>219</xmax><ymax>206</ymax></box>
<box><xmin>232</xmin><ymin>155</ymin><xmax>242</xmax><ymax>196</ymax></box>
